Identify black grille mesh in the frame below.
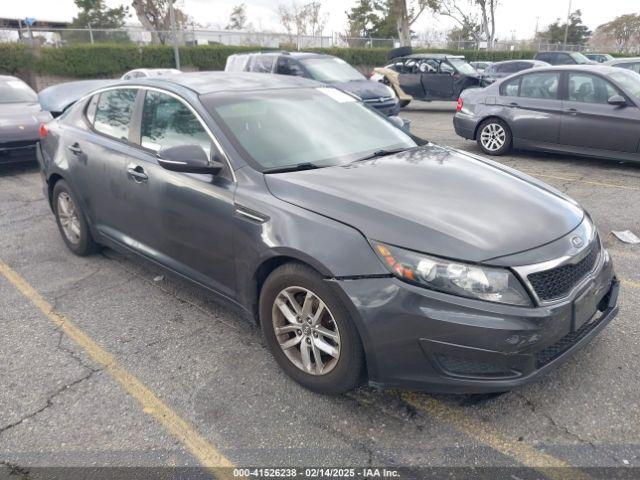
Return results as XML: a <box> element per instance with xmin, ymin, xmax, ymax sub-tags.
<box><xmin>535</xmin><ymin>314</ymin><xmax>603</xmax><ymax>367</ymax></box>
<box><xmin>435</xmin><ymin>355</ymin><xmax>517</xmax><ymax>378</ymax></box>
<box><xmin>528</xmin><ymin>242</ymin><xmax>600</xmax><ymax>301</ymax></box>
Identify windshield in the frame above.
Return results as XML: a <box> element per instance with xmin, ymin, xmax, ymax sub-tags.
<box><xmin>570</xmin><ymin>52</ymin><xmax>592</xmax><ymax>64</ymax></box>
<box><xmin>202</xmin><ymin>87</ymin><xmax>416</xmax><ymax>172</ymax></box>
<box><xmin>0</xmin><ymin>79</ymin><xmax>37</xmax><ymax>103</ymax></box>
<box><xmin>448</xmin><ymin>58</ymin><xmax>477</xmax><ymax>75</ymax></box>
<box><xmin>610</xmin><ymin>70</ymin><xmax>640</xmax><ymax>98</ymax></box>
<box><xmin>300</xmin><ymin>57</ymin><xmax>365</xmax><ymax>83</ymax></box>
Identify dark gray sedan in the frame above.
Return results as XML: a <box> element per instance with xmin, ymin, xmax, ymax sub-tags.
<box><xmin>454</xmin><ymin>65</ymin><xmax>640</xmax><ymax>161</ymax></box>
<box><xmin>38</xmin><ymin>72</ymin><xmax>618</xmax><ymax>394</ymax></box>
<box><xmin>480</xmin><ymin>60</ymin><xmax>549</xmax><ymax>87</ymax></box>
<box><xmin>0</xmin><ymin>75</ymin><xmax>52</xmax><ymax>164</ymax></box>
<box><xmin>604</xmin><ymin>56</ymin><xmax>640</xmax><ymax>74</ymax></box>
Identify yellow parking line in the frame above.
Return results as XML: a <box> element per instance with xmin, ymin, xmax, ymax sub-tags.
<box><xmin>400</xmin><ymin>392</ymin><xmax>592</xmax><ymax>480</ymax></box>
<box><xmin>622</xmin><ymin>278</ymin><xmax>640</xmax><ymax>289</ymax></box>
<box><xmin>521</xmin><ymin>172</ymin><xmax>640</xmax><ymax>191</ymax></box>
<box><xmin>0</xmin><ymin>259</ymin><xmax>234</xmax><ymax>478</ymax></box>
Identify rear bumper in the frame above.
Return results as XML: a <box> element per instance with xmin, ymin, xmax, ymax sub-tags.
<box><xmin>331</xmin><ymin>251</ymin><xmax>617</xmax><ymax>394</ymax></box>
<box><xmin>453</xmin><ymin>113</ymin><xmax>477</xmax><ymax>140</ymax></box>
<box><xmin>0</xmin><ymin>140</ymin><xmax>38</xmax><ymax>164</ymax></box>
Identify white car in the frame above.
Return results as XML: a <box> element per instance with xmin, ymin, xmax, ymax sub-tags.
<box><xmin>121</xmin><ymin>68</ymin><xmax>181</xmax><ymax>80</ymax></box>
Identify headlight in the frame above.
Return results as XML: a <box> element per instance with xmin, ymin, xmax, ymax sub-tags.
<box><xmin>384</xmin><ymin>84</ymin><xmax>396</xmax><ymax>98</ymax></box>
<box><xmin>372</xmin><ymin>241</ymin><xmax>532</xmax><ymax>306</ymax></box>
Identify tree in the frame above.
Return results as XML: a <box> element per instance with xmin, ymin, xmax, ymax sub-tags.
<box><xmin>346</xmin><ymin>0</ymin><xmax>381</xmax><ymax>37</ymax></box>
<box><xmin>69</xmin><ymin>0</ymin><xmax>129</xmax><ymax>42</ymax></box>
<box><xmin>598</xmin><ymin>14</ymin><xmax>640</xmax><ymax>53</ymax></box>
<box><xmin>226</xmin><ymin>4</ymin><xmax>250</xmax><ymax>31</ymax></box>
<box><xmin>389</xmin><ymin>0</ymin><xmax>432</xmax><ymax>46</ymax></box>
<box><xmin>131</xmin><ymin>0</ymin><xmax>188</xmax><ymax>45</ymax></box>
<box><xmin>277</xmin><ymin>2</ymin><xmax>328</xmax><ymax>47</ymax></box>
<box><xmin>538</xmin><ymin>10</ymin><xmax>591</xmax><ymax>46</ymax></box>
<box><xmin>426</xmin><ymin>0</ymin><xmax>498</xmax><ymax>47</ymax></box>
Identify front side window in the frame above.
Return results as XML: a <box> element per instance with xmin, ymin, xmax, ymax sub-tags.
<box><xmin>141</xmin><ymin>91</ymin><xmax>211</xmax><ymax>156</ymax></box>
<box><xmin>447</xmin><ymin>58</ymin><xmax>476</xmax><ymax>75</ymax></box>
<box><xmin>439</xmin><ymin>61</ymin><xmax>454</xmax><ymax>74</ymax></box>
<box><xmin>418</xmin><ymin>59</ymin><xmax>438</xmax><ymax>73</ymax></box>
<box><xmin>568</xmin><ymin>73</ymin><xmax>619</xmax><ymax>104</ymax></box>
<box><xmin>610</xmin><ymin>70</ymin><xmax>640</xmax><ymax>98</ymax></box>
<box><xmin>520</xmin><ymin>72</ymin><xmax>559</xmax><ymax>99</ymax></box>
<box><xmin>202</xmin><ymin>87</ymin><xmax>416</xmax><ymax>172</ymax></box>
<box><xmin>276</xmin><ymin>57</ymin><xmax>305</xmax><ymax>77</ymax></box>
<box><xmin>93</xmin><ymin>88</ymin><xmax>137</xmax><ymax>141</ymax></box>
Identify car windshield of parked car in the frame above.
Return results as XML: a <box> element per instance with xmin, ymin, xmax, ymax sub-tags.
<box><xmin>299</xmin><ymin>57</ymin><xmax>365</xmax><ymax>83</ymax></box>
<box><xmin>202</xmin><ymin>87</ymin><xmax>416</xmax><ymax>171</ymax></box>
<box><xmin>447</xmin><ymin>58</ymin><xmax>477</xmax><ymax>75</ymax></box>
<box><xmin>570</xmin><ymin>52</ymin><xmax>593</xmax><ymax>64</ymax></box>
<box><xmin>0</xmin><ymin>79</ymin><xmax>37</xmax><ymax>103</ymax></box>
<box><xmin>610</xmin><ymin>70</ymin><xmax>640</xmax><ymax>99</ymax></box>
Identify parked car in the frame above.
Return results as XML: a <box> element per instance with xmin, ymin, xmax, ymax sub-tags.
<box><xmin>470</xmin><ymin>61</ymin><xmax>493</xmax><ymax>74</ymax></box>
<box><xmin>604</xmin><ymin>57</ymin><xmax>640</xmax><ymax>74</ymax></box>
<box><xmin>533</xmin><ymin>51</ymin><xmax>595</xmax><ymax>65</ymax></box>
<box><xmin>121</xmin><ymin>68</ymin><xmax>181</xmax><ymax>80</ymax></box>
<box><xmin>382</xmin><ymin>53</ymin><xmax>481</xmax><ymax>101</ymax></box>
<box><xmin>225</xmin><ymin>51</ymin><xmax>400</xmax><ymax>117</ymax></box>
<box><xmin>454</xmin><ymin>65</ymin><xmax>640</xmax><ymax>162</ymax></box>
<box><xmin>38</xmin><ymin>72</ymin><xmax>619</xmax><ymax>395</ymax></box>
<box><xmin>480</xmin><ymin>60</ymin><xmax>549</xmax><ymax>86</ymax></box>
<box><xmin>39</xmin><ymin>79</ymin><xmax>118</xmax><ymax>117</ymax></box>
<box><xmin>0</xmin><ymin>75</ymin><xmax>52</xmax><ymax>164</ymax></box>
<box><xmin>585</xmin><ymin>53</ymin><xmax>614</xmax><ymax>63</ymax></box>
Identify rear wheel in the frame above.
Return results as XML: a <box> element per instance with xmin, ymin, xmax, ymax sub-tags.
<box><xmin>477</xmin><ymin>118</ymin><xmax>512</xmax><ymax>156</ymax></box>
<box><xmin>52</xmin><ymin>180</ymin><xmax>97</xmax><ymax>256</ymax></box>
<box><xmin>260</xmin><ymin>263</ymin><xmax>365</xmax><ymax>394</ymax></box>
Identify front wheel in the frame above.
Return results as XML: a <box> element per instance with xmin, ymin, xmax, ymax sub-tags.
<box><xmin>477</xmin><ymin>118</ymin><xmax>512</xmax><ymax>156</ymax></box>
<box><xmin>259</xmin><ymin>263</ymin><xmax>365</xmax><ymax>395</ymax></box>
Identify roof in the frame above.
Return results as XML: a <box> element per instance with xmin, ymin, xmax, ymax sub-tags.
<box><xmin>523</xmin><ymin>65</ymin><xmax>623</xmax><ymax>74</ymax></box>
<box><xmin>490</xmin><ymin>59</ymin><xmax>548</xmax><ymax>66</ymax></box>
<box><xmin>402</xmin><ymin>53</ymin><xmax>465</xmax><ymax>60</ymax></box>
<box><xmin>229</xmin><ymin>50</ymin><xmax>328</xmax><ymax>59</ymax></box>
<box><xmin>137</xmin><ymin>71</ymin><xmax>322</xmax><ymax>95</ymax></box>
<box><xmin>605</xmin><ymin>57</ymin><xmax>640</xmax><ymax>65</ymax></box>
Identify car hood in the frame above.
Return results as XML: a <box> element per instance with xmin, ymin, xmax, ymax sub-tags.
<box><xmin>332</xmin><ymin>79</ymin><xmax>393</xmax><ymax>100</ymax></box>
<box><xmin>265</xmin><ymin>145</ymin><xmax>584</xmax><ymax>263</ymax></box>
<box><xmin>38</xmin><ymin>79</ymin><xmax>117</xmax><ymax>114</ymax></box>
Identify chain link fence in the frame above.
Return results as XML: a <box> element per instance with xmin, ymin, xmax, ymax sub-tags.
<box><xmin>0</xmin><ymin>26</ymin><xmax>601</xmax><ymax>53</ymax></box>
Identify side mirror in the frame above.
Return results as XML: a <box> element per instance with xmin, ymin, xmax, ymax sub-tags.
<box><xmin>157</xmin><ymin>144</ymin><xmax>223</xmax><ymax>174</ymax></box>
<box><xmin>608</xmin><ymin>95</ymin><xmax>627</xmax><ymax>107</ymax></box>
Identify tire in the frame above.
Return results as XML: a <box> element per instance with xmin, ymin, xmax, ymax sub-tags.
<box><xmin>259</xmin><ymin>262</ymin><xmax>366</xmax><ymax>395</ymax></box>
<box><xmin>477</xmin><ymin>118</ymin><xmax>512</xmax><ymax>156</ymax></box>
<box><xmin>52</xmin><ymin>179</ymin><xmax>98</xmax><ymax>256</ymax></box>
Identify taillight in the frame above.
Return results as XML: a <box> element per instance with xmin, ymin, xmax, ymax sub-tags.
<box><xmin>456</xmin><ymin>98</ymin><xmax>463</xmax><ymax>111</ymax></box>
<box><xmin>39</xmin><ymin>123</ymin><xmax>48</xmax><ymax>138</ymax></box>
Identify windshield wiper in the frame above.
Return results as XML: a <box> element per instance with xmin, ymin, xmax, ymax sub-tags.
<box><xmin>263</xmin><ymin>162</ymin><xmax>321</xmax><ymax>174</ymax></box>
<box><xmin>352</xmin><ymin>147</ymin><xmax>413</xmax><ymax>163</ymax></box>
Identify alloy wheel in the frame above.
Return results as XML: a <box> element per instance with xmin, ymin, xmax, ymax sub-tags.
<box><xmin>480</xmin><ymin>123</ymin><xmax>507</xmax><ymax>152</ymax></box>
<box><xmin>272</xmin><ymin>286</ymin><xmax>341</xmax><ymax>376</ymax></box>
<box><xmin>57</xmin><ymin>192</ymin><xmax>82</xmax><ymax>245</ymax></box>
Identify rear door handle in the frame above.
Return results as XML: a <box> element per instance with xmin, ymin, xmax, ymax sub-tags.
<box><xmin>127</xmin><ymin>165</ymin><xmax>148</xmax><ymax>182</ymax></box>
<box><xmin>508</xmin><ymin>102</ymin><xmax>519</xmax><ymax>107</ymax></box>
<box><xmin>565</xmin><ymin>108</ymin><xmax>579</xmax><ymax>115</ymax></box>
<box><xmin>67</xmin><ymin>143</ymin><xmax>82</xmax><ymax>155</ymax></box>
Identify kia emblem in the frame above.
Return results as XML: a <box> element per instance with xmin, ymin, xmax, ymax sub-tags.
<box><xmin>571</xmin><ymin>236</ymin><xmax>584</xmax><ymax>248</ymax></box>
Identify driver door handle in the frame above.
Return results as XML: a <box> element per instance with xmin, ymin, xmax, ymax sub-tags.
<box><xmin>127</xmin><ymin>165</ymin><xmax>148</xmax><ymax>182</ymax></box>
<box><xmin>508</xmin><ymin>102</ymin><xmax>519</xmax><ymax>107</ymax></box>
<box><xmin>67</xmin><ymin>143</ymin><xmax>82</xmax><ymax>155</ymax></box>
<box><xmin>565</xmin><ymin>108</ymin><xmax>579</xmax><ymax>115</ymax></box>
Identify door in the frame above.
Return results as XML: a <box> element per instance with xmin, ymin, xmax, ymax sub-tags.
<box><xmin>421</xmin><ymin>60</ymin><xmax>454</xmax><ymax>100</ymax></box>
<box><xmin>398</xmin><ymin>58</ymin><xmax>426</xmax><ymax>98</ymax></box>
<box><xmin>121</xmin><ymin>89</ymin><xmax>237</xmax><ymax>298</ymax></box>
<box><xmin>70</xmin><ymin>88</ymin><xmax>142</xmax><ymax>236</ymax></box>
<box><xmin>560</xmin><ymin>72</ymin><xmax>640</xmax><ymax>153</ymax></box>
<box><xmin>498</xmin><ymin>71</ymin><xmax>563</xmax><ymax>144</ymax></box>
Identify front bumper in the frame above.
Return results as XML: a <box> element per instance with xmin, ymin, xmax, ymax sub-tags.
<box><xmin>331</xmin><ymin>252</ymin><xmax>617</xmax><ymax>394</ymax></box>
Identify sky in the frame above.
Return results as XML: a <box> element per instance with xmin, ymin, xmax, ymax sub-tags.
<box><xmin>3</xmin><ymin>0</ymin><xmax>640</xmax><ymax>39</ymax></box>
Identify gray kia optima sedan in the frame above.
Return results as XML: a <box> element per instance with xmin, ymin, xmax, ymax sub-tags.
<box><xmin>454</xmin><ymin>65</ymin><xmax>640</xmax><ymax>161</ymax></box>
<box><xmin>37</xmin><ymin>72</ymin><xmax>619</xmax><ymax>394</ymax></box>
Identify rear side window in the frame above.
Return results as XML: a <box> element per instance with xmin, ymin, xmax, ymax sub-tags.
<box><xmin>536</xmin><ymin>53</ymin><xmax>554</xmax><ymax>64</ymax></box>
<box><xmin>140</xmin><ymin>90</ymin><xmax>211</xmax><ymax>156</ymax></box>
<box><xmin>250</xmin><ymin>55</ymin><xmax>275</xmax><ymax>73</ymax></box>
<box><xmin>93</xmin><ymin>89</ymin><xmax>137</xmax><ymax>141</ymax></box>
<box><xmin>225</xmin><ymin>55</ymin><xmax>250</xmax><ymax>72</ymax></box>
<box><xmin>520</xmin><ymin>72</ymin><xmax>559</xmax><ymax>99</ymax></box>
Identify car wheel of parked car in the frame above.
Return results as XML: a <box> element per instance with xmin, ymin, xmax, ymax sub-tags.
<box><xmin>260</xmin><ymin>263</ymin><xmax>365</xmax><ymax>394</ymax></box>
<box><xmin>477</xmin><ymin>118</ymin><xmax>512</xmax><ymax>156</ymax></box>
<box><xmin>53</xmin><ymin>180</ymin><xmax>97</xmax><ymax>256</ymax></box>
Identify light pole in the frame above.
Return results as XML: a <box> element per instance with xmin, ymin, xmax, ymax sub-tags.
<box><xmin>169</xmin><ymin>0</ymin><xmax>181</xmax><ymax>70</ymax></box>
<box><xmin>563</xmin><ymin>0</ymin><xmax>572</xmax><ymax>48</ymax></box>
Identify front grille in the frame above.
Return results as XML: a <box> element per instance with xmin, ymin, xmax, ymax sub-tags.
<box><xmin>528</xmin><ymin>242</ymin><xmax>600</xmax><ymax>302</ymax></box>
<box><xmin>435</xmin><ymin>354</ymin><xmax>518</xmax><ymax>379</ymax></box>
